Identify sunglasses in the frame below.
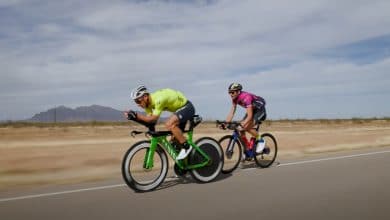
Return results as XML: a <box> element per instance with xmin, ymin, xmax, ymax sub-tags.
<box><xmin>135</xmin><ymin>98</ymin><xmax>142</xmax><ymax>104</ymax></box>
<box><xmin>228</xmin><ymin>91</ymin><xmax>236</xmax><ymax>95</ymax></box>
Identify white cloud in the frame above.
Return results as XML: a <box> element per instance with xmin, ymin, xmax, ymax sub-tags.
<box><xmin>1</xmin><ymin>0</ymin><xmax>390</xmax><ymax>120</ymax></box>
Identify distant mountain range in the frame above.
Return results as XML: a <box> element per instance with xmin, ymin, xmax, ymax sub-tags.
<box><xmin>29</xmin><ymin>105</ymin><xmax>127</xmax><ymax>122</ymax></box>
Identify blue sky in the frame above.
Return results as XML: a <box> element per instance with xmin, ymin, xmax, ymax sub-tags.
<box><xmin>1</xmin><ymin>0</ymin><xmax>390</xmax><ymax>120</ymax></box>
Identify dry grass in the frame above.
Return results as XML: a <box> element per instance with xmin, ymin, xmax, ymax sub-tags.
<box><xmin>1</xmin><ymin>119</ymin><xmax>390</xmax><ymax>191</ymax></box>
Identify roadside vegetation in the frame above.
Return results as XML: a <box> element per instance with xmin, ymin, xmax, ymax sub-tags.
<box><xmin>1</xmin><ymin>117</ymin><xmax>389</xmax><ymax>128</ymax></box>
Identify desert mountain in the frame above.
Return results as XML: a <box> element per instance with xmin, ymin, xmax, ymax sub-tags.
<box><xmin>29</xmin><ymin>105</ymin><xmax>126</xmax><ymax>122</ymax></box>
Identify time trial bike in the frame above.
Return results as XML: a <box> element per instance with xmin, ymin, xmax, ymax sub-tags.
<box><xmin>216</xmin><ymin>120</ymin><xmax>277</xmax><ymax>174</ymax></box>
<box><xmin>122</xmin><ymin>115</ymin><xmax>224</xmax><ymax>192</ymax></box>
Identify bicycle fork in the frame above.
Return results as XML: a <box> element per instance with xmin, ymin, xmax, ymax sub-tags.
<box><xmin>226</xmin><ymin>132</ymin><xmax>240</xmax><ymax>159</ymax></box>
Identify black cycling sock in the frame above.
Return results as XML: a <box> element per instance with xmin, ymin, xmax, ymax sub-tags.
<box><xmin>181</xmin><ymin>141</ymin><xmax>190</xmax><ymax>149</ymax></box>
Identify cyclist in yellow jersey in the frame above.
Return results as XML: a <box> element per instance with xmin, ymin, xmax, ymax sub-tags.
<box><xmin>124</xmin><ymin>85</ymin><xmax>195</xmax><ymax>160</ymax></box>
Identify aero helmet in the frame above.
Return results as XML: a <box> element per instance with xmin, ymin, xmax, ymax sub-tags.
<box><xmin>228</xmin><ymin>83</ymin><xmax>242</xmax><ymax>91</ymax></box>
<box><xmin>130</xmin><ymin>85</ymin><xmax>148</xmax><ymax>100</ymax></box>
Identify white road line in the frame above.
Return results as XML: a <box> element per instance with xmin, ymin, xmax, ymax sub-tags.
<box><xmin>1</xmin><ymin>149</ymin><xmax>390</xmax><ymax>203</ymax></box>
<box><xmin>241</xmin><ymin>149</ymin><xmax>390</xmax><ymax>172</ymax></box>
<box><xmin>278</xmin><ymin>150</ymin><xmax>390</xmax><ymax>167</ymax></box>
<box><xmin>0</xmin><ymin>184</ymin><xmax>125</xmax><ymax>203</ymax></box>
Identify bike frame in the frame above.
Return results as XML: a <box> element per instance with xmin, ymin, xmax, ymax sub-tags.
<box><xmin>227</xmin><ymin>123</ymin><xmax>261</xmax><ymax>153</ymax></box>
<box><xmin>226</xmin><ymin>130</ymin><xmax>246</xmax><ymax>153</ymax></box>
<box><xmin>143</xmin><ymin>131</ymin><xmax>211</xmax><ymax>170</ymax></box>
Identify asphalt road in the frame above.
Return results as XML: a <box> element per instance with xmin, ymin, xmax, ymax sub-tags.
<box><xmin>1</xmin><ymin>147</ymin><xmax>390</xmax><ymax>220</ymax></box>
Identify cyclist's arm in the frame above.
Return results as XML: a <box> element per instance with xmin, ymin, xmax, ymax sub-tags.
<box><xmin>138</xmin><ymin>101</ymin><xmax>162</xmax><ymax>124</ymax></box>
<box><xmin>226</xmin><ymin>104</ymin><xmax>237</xmax><ymax>122</ymax></box>
<box><xmin>136</xmin><ymin>113</ymin><xmax>159</xmax><ymax>124</ymax></box>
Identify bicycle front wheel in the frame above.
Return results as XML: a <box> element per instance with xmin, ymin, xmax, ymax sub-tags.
<box><xmin>219</xmin><ymin>135</ymin><xmax>242</xmax><ymax>174</ymax></box>
<box><xmin>121</xmin><ymin>140</ymin><xmax>168</xmax><ymax>192</ymax></box>
<box><xmin>189</xmin><ymin>137</ymin><xmax>223</xmax><ymax>183</ymax></box>
<box><xmin>254</xmin><ymin>133</ymin><xmax>277</xmax><ymax>168</ymax></box>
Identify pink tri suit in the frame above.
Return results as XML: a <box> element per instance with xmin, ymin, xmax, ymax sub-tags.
<box><xmin>233</xmin><ymin>91</ymin><xmax>266</xmax><ymax>110</ymax></box>
<box><xmin>233</xmin><ymin>91</ymin><xmax>267</xmax><ymax>152</ymax></box>
<box><xmin>232</xmin><ymin>90</ymin><xmax>267</xmax><ymax>126</ymax></box>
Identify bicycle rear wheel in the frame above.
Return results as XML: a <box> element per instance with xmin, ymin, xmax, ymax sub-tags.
<box><xmin>189</xmin><ymin>137</ymin><xmax>223</xmax><ymax>182</ymax></box>
<box><xmin>122</xmin><ymin>140</ymin><xmax>168</xmax><ymax>192</ymax></box>
<box><xmin>254</xmin><ymin>133</ymin><xmax>277</xmax><ymax>168</ymax></box>
<box><xmin>219</xmin><ymin>135</ymin><xmax>242</xmax><ymax>174</ymax></box>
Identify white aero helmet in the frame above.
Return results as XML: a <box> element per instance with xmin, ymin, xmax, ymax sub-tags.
<box><xmin>130</xmin><ymin>85</ymin><xmax>149</xmax><ymax>100</ymax></box>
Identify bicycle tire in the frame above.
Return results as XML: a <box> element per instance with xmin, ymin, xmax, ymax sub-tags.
<box><xmin>121</xmin><ymin>140</ymin><xmax>168</xmax><ymax>192</ymax></box>
<box><xmin>219</xmin><ymin>135</ymin><xmax>242</xmax><ymax>174</ymax></box>
<box><xmin>254</xmin><ymin>133</ymin><xmax>277</xmax><ymax>168</ymax></box>
<box><xmin>189</xmin><ymin>137</ymin><xmax>223</xmax><ymax>182</ymax></box>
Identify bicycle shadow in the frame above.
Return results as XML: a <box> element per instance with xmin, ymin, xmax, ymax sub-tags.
<box><xmin>155</xmin><ymin>161</ymin><xmax>279</xmax><ymax>192</ymax></box>
<box><xmin>238</xmin><ymin>160</ymin><xmax>281</xmax><ymax>170</ymax></box>
<box><xmin>238</xmin><ymin>162</ymin><xmax>258</xmax><ymax>169</ymax></box>
<box><xmin>154</xmin><ymin>172</ymin><xmax>233</xmax><ymax>192</ymax></box>
<box><xmin>136</xmin><ymin>160</ymin><xmax>282</xmax><ymax>193</ymax></box>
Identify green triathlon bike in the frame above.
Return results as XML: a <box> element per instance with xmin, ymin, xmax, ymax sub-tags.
<box><xmin>122</xmin><ymin>115</ymin><xmax>224</xmax><ymax>192</ymax></box>
<box><xmin>216</xmin><ymin>120</ymin><xmax>278</xmax><ymax>174</ymax></box>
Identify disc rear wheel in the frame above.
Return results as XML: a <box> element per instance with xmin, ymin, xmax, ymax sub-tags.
<box><xmin>189</xmin><ymin>137</ymin><xmax>223</xmax><ymax>182</ymax></box>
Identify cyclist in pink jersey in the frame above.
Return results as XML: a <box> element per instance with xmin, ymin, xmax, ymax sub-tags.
<box><xmin>222</xmin><ymin>83</ymin><xmax>267</xmax><ymax>159</ymax></box>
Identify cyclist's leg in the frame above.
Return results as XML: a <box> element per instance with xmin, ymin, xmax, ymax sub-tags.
<box><xmin>165</xmin><ymin>115</ymin><xmax>186</xmax><ymax>143</ymax></box>
<box><xmin>239</xmin><ymin>114</ymin><xmax>250</xmax><ymax>142</ymax></box>
<box><xmin>241</xmin><ymin>113</ymin><xmax>257</xmax><ymax>138</ymax></box>
<box><xmin>241</xmin><ymin>108</ymin><xmax>266</xmax><ymax>154</ymax></box>
<box><xmin>166</xmin><ymin>115</ymin><xmax>190</xmax><ymax>160</ymax></box>
<box><xmin>252</xmin><ymin>106</ymin><xmax>267</xmax><ymax>137</ymax></box>
<box><xmin>252</xmin><ymin>106</ymin><xmax>267</xmax><ymax>153</ymax></box>
<box><xmin>169</xmin><ymin>101</ymin><xmax>195</xmax><ymax>159</ymax></box>
<box><xmin>255</xmin><ymin>105</ymin><xmax>266</xmax><ymax>122</ymax></box>
<box><xmin>239</xmin><ymin>114</ymin><xmax>254</xmax><ymax>160</ymax></box>
<box><xmin>238</xmin><ymin>129</ymin><xmax>254</xmax><ymax>160</ymax></box>
<box><xmin>166</xmin><ymin>101</ymin><xmax>195</xmax><ymax>140</ymax></box>
<box><xmin>246</xmin><ymin>123</ymin><xmax>258</xmax><ymax>137</ymax></box>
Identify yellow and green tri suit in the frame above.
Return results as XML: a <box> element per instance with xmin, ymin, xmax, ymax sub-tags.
<box><xmin>145</xmin><ymin>88</ymin><xmax>195</xmax><ymax>129</ymax></box>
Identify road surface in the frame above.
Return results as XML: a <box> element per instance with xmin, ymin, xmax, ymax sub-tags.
<box><xmin>1</xmin><ymin>147</ymin><xmax>390</xmax><ymax>220</ymax></box>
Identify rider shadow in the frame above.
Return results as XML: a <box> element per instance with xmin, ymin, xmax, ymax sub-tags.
<box><xmin>238</xmin><ymin>162</ymin><xmax>258</xmax><ymax>169</ymax></box>
<box><xmin>154</xmin><ymin>173</ymin><xmax>233</xmax><ymax>192</ymax></box>
<box><xmin>239</xmin><ymin>160</ymin><xmax>281</xmax><ymax>170</ymax></box>
<box><xmin>151</xmin><ymin>161</ymin><xmax>282</xmax><ymax>192</ymax></box>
